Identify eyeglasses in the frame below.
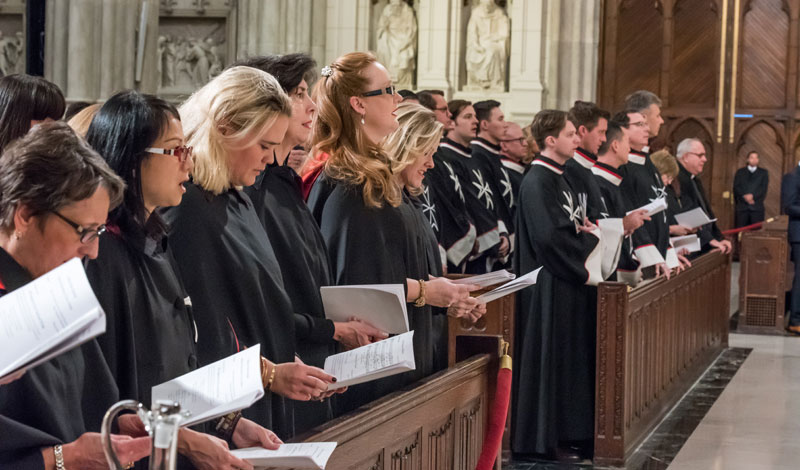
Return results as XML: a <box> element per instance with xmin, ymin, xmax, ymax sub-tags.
<box><xmin>684</xmin><ymin>151</ymin><xmax>707</xmax><ymax>159</ymax></box>
<box><xmin>502</xmin><ymin>138</ymin><xmax>527</xmax><ymax>145</ymax></box>
<box><xmin>361</xmin><ymin>85</ymin><xmax>396</xmax><ymax>97</ymax></box>
<box><xmin>146</xmin><ymin>145</ymin><xmax>194</xmax><ymax>163</ymax></box>
<box><xmin>51</xmin><ymin>211</ymin><xmax>106</xmax><ymax>244</ymax></box>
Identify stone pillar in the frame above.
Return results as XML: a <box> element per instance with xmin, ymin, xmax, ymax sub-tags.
<box><xmin>506</xmin><ymin>0</ymin><xmax>547</xmax><ymax>124</ymax></box>
<box><xmin>324</xmin><ymin>0</ymin><xmax>371</xmax><ymax>64</ymax></box>
<box><xmin>416</xmin><ymin>0</ymin><xmax>458</xmax><ymax>95</ymax></box>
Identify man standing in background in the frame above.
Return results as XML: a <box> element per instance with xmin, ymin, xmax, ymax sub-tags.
<box><xmin>733</xmin><ymin>150</ymin><xmax>769</xmax><ymax>228</ymax></box>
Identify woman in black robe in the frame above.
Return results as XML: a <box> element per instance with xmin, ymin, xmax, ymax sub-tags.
<box><xmin>84</xmin><ymin>90</ymin><xmax>282</xmax><ymax>469</ymax></box>
<box><xmin>0</xmin><ymin>122</ymin><xmax>151</xmax><ymax>470</ymax></box>
<box><xmin>234</xmin><ymin>54</ymin><xmax>387</xmax><ymax>433</ymax></box>
<box><xmin>162</xmin><ymin>66</ymin><xmax>334</xmax><ymax>439</ymax></box>
<box><xmin>307</xmin><ymin>53</ymin><xmax>484</xmax><ymax>414</ymax></box>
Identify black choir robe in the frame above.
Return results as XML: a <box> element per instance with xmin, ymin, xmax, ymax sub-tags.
<box><xmin>436</xmin><ymin>139</ymin><xmax>500</xmax><ymax>274</ymax></box>
<box><xmin>674</xmin><ymin>163</ymin><xmax>724</xmax><ymax>252</ymax></box>
<box><xmin>511</xmin><ymin>157</ymin><xmax>603</xmax><ymax>455</ymax></box>
<box><xmin>565</xmin><ymin>148</ymin><xmax>606</xmax><ymax>223</ymax></box>
<box><xmin>592</xmin><ymin>161</ymin><xmax>640</xmax><ymax>284</ymax></box>
<box><xmin>423</xmin><ymin>148</ymin><xmax>477</xmax><ymax>273</ymax></box>
<box><xmin>619</xmin><ymin>149</ymin><xmax>678</xmax><ymax>271</ymax></box>
<box><xmin>85</xmin><ymin>218</ymin><xmax>198</xmax><ymax>408</ymax></box>
<box><xmin>733</xmin><ymin>165</ymin><xmax>768</xmax><ymax>227</ymax></box>
<box><xmin>163</xmin><ymin>183</ymin><xmax>295</xmax><ymax>438</ymax></box>
<box><xmin>245</xmin><ymin>160</ymin><xmax>335</xmax><ymax>433</ymax></box>
<box><xmin>0</xmin><ymin>248</ymin><xmax>119</xmax><ymax>470</ymax></box>
<box><xmin>500</xmin><ymin>158</ymin><xmax>527</xmax><ymax>220</ymax></box>
<box><xmin>471</xmin><ymin>138</ymin><xmax>515</xmax><ymax>258</ymax></box>
<box><xmin>310</xmin><ymin>176</ymin><xmax>435</xmax><ymax>414</ymax></box>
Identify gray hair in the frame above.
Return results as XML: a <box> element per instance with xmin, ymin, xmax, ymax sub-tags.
<box><xmin>0</xmin><ymin>121</ymin><xmax>125</xmax><ymax>232</ymax></box>
<box><xmin>676</xmin><ymin>137</ymin><xmax>703</xmax><ymax>160</ymax></box>
<box><xmin>625</xmin><ymin>90</ymin><xmax>662</xmax><ymax>114</ymax></box>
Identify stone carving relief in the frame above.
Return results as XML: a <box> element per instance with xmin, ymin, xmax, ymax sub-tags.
<box><xmin>375</xmin><ymin>0</ymin><xmax>417</xmax><ymax>89</ymax></box>
<box><xmin>0</xmin><ymin>30</ymin><xmax>23</xmax><ymax>76</ymax></box>
<box><xmin>465</xmin><ymin>0</ymin><xmax>509</xmax><ymax>92</ymax></box>
<box><xmin>157</xmin><ymin>17</ymin><xmax>226</xmax><ymax>94</ymax></box>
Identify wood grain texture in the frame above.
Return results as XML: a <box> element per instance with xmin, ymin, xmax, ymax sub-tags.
<box><xmin>613</xmin><ymin>0</ymin><xmax>664</xmax><ymax>109</ymax></box>
<box><xmin>735</xmin><ymin>120</ymin><xmax>785</xmax><ymax>218</ymax></box>
<box><xmin>670</xmin><ymin>0</ymin><xmax>719</xmax><ymax>106</ymax></box>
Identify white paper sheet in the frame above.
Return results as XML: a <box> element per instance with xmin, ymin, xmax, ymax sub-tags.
<box><xmin>324</xmin><ymin>331</ymin><xmax>415</xmax><ymax>390</ymax></box>
<box><xmin>0</xmin><ymin>258</ymin><xmax>106</xmax><ymax>379</ymax></box>
<box><xmin>674</xmin><ymin>207</ymin><xmax>716</xmax><ymax>229</ymax></box>
<box><xmin>321</xmin><ymin>284</ymin><xmax>408</xmax><ymax>334</ymax></box>
<box><xmin>231</xmin><ymin>443</ymin><xmax>338</xmax><ymax>469</ymax></box>
<box><xmin>626</xmin><ymin>197</ymin><xmax>668</xmax><ymax>217</ymax></box>
<box><xmin>151</xmin><ymin>346</ymin><xmax>264</xmax><ymax>426</ymax></box>
<box><xmin>670</xmin><ymin>234</ymin><xmax>702</xmax><ymax>253</ymax></box>
<box><xmin>450</xmin><ymin>270</ymin><xmax>516</xmax><ymax>288</ymax></box>
<box><xmin>476</xmin><ymin>268</ymin><xmax>542</xmax><ymax>303</ymax></box>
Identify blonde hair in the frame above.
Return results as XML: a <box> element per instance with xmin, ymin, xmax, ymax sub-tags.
<box><xmin>179</xmin><ymin>66</ymin><xmax>292</xmax><ymax>195</ymax></box>
<box><xmin>383</xmin><ymin>102</ymin><xmax>444</xmax><ymax>195</ymax></box>
<box><xmin>311</xmin><ymin>52</ymin><xmax>397</xmax><ymax>208</ymax></box>
<box><xmin>650</xmin><ymin>148</ymin><xmax>679</xmax><ymax>179</ymax></box>
<box><xmin>67</xmin><ymin>103</ymin><xmax>101</xmax><ymax>137</ymax></box>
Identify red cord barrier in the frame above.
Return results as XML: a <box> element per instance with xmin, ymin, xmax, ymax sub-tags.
<box><xmin>475</xmin><ymin>342</ymin><xmax>512</xmax><ymax>470</ymax></box>
<box><xmin>720</xmin><ymin>217</ymin><xmax>778</xmax><ymax>236</ymax></box>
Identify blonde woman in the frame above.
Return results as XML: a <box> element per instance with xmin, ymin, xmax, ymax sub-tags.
<box><xmin>651</xmin><ymin>148</ymin><xmax>694</xmax><ymax>237</ymax></box>
<box><xmin>307</xmin><ymin>53</ymin><xmax>482</xmax><ymax>414</ymax></box>
<box><xmin>163</xmin><ymin>66</ymin><xmax>334</xmax><ymax>439</ymax></box>
<box><xmin>66</xmin><ymin>103</ymin><xmax>101</xmax><ymax>136</ymax></box>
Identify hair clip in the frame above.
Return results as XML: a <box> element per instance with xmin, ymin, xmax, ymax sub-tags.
<box><xmin>321</xmin><ymin>65</ymin><xmax>333</xmax><ymax>78</ymax></box>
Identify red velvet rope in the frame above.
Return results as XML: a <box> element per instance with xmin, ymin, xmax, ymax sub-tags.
<box><xmin>475</xmin><ymin>366</ymin><xmax>512</xmax><ymax>470</ymax></box>
<box><xmin>721</xmin><ymin>221</ymin><xmax>764</xmax><ymax>236</ymax></box>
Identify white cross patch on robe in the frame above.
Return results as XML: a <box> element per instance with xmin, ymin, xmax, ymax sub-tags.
<box><xmin>443</xmin><ymin>161</ymin><xmax>465</xmax><ymax>202</ymax></box>
<box><xmin>472</xmin><ymin>169</ymin><xmax>494</xmax><ymax>210</ymax></box>
<box><xmin>500</xmin><ymin>167</ymin><xmax>514</xmax><ymax>208</ymax></box>
<box><xmin>561</xmin><ymin>190</ymin><xmax>583</xmax><ymax>233</ymax></box>
<box><xmin>422</xmin><ymin>186</ymin><xmax>438</xmax><ymax>233</ymax></box>
<box><xmin>651</xmin><ymin>175</ymin><xmax>668</xmax><ymax>223</ymax></box>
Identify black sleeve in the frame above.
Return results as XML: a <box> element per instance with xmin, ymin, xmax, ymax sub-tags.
<box><xmin>782</xmin><ymin>173</ymin><xmax>800</xmax><ymax>217</ymax></box>
<box><xmin>754</xmin><ymin>170</ymin><xmax>769</xmax><ymax>203</ymax></box>
<box><xmin>733</xmin><ymin>169</ymin><xmax>746</xmax><ymax>202</ymax></box>
<box><xmin>293</xmin><ymin>313</ymin><xmax>335</xmax><ymax>344</ymax></box>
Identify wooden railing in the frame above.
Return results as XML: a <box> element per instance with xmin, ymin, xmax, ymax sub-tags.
<box><xmin>594</xmin><ymin>251</ymin><xmax>731</xmax><ymax>466</ymax></box>
<box><xmin>293</xmin><ymin>338</ymin><xmax>501</xmax><ymax>470</ymax></box>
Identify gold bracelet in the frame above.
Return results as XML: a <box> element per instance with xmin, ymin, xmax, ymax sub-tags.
<box><xmin>266</xmin><ymin>363</ymin><xmax>277</xmax><ymax>391</ymax></box>
<box><xmin>414</xmin><ymin>279</ymin><xmax>427</xmax><ymax>307</ymax></box>
<box><xmin>54</xmin><ymin>444</ymin><xmax>66</xmax><ymax>470</ymax></box>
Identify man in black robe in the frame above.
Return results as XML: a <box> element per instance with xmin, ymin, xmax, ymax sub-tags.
<box><xmin>472</xmin><ymin>100</ymin><xmax>513</xmax><ymax>268</ymax></box>
<box><xmin>675</xmin><ymin>137</ymin><xmax>732</xmax><ymax>254</ymax></box>
<box><xmin>565</xmin><ymin>101</ymin><xmax>610</xmax><ymax>223</ymax></box>
<box><xmin>511</xmin><ymin>110</ymin><xmax>607</xmax><ymax>462</ymax></box>
<box><xmin>499</xmin><ymin>122</ymin><xmax>529</xmax><ymax>220</ymax></box>
<box><xmin>733</xmin><ymin>150</ymin><xmax>769</xmax><ymax>227</ymax></box>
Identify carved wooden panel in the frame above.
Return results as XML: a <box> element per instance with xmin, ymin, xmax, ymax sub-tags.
<box><xmin>735</xmin><ymin>121</ymin><xmax>785</xmax><ymax>218</ymax></box>
<box><xmin>610</xmin><ymin>0</ymin><xmax>664</xmax><ymax>109</ymax></box>
<box><xmin>349</xmin><ymin>452</ymin><xmax>384</xmax><ymax>470</ymax></box>
<box><xmin>670</xmin><ymin>0</ymin><xmax>719</xmax><ymax>106</ymax></box>
<box><xmin>427</xmin><ymin>412</ymin><xmax>455</xmax><ymax>470</ymax></box>
<box><xmin>739</xmin><ymin>0</ymin><xmax>789</xmax><ymax>108</ymax></box>
<box><xmin>456</xmin><ymin>397</ymin><xmax>483</xmax><ymax>470</ymax></box>
<box><xmin>390</xmin><ymin>430</ymin><xmax>422</xmax><ymax>470</ymax></box>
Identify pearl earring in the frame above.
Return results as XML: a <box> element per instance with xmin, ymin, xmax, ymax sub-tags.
<box><xmin>361</xmin><ymin>113</ymin><xmax>366</xmax><ymax>125</ymax></box>
<box><xmin>13</xmin><ymin>232</ymin><xmax>20</xmax><ymax>240</ymax></box>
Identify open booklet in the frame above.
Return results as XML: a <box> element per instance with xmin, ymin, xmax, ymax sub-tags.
<box><xmin>151</xmin><ymin>346</ymin><xmax>264</xmax><ymax>427</ymax></box>
<box><xmin>670</xmin><ymin>234</ymin><xmax>701</xmax><ymax>253</ymax></box>
<box><xmin>674</xmin><ymin>207</ymin><xmax>716</xmax><ymax>229</ymax></box>
<box><xmin>450</xmin><ymin>269</ymin><xmax>516</xmax><ymax>288</ymax></box>
<box><xmin>0</xmin><ymin>258</ymin><xmax>106</xmax><ymax>380</ymax></box>
<box><xmin>324</xmin><ymin>331</ymin><xmax>415</xmax><ymax>390</ymax></box>
<box><xmin>231</xmin><ymin>442</ymin><xmax>337</xmax><ymax>470</ymax></box>
<box><xmin>321</xmin><ymin>284</ymin><xmax>408</xmax><ymax>334</ymax></box>
<box><xmin>627</xmin><ymin>197</ymin><xmax>668</xmax><ymax>217</ymax></box>
<box><xmin>476</xmin><ymin>268</ymin><xmax>542</xmax><ymax>303</ymax></box>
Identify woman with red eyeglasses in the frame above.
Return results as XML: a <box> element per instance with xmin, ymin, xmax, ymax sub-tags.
<box><xmin>84</xmin><ymin>90</ymin><xmax>280</xmax><ymax>470</ymax></box>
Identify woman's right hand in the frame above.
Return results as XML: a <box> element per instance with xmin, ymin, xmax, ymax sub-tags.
<box><xmin>425</xmin><ymin>277</ymin><xmax>480</xmax><ymax>308</ymax></box>
<box><xmin>271</xmin><ymin>360</ymin><xmax>335</xmax><ymax>401</ymax></box>
<box><xmin>669</xmin><ymin>224</ymin><xmax>694</xmax><ymax>236</ymax></box>
<box><xmin>58</xmin><ymin>432</ymin><xmax>150</xmax><ymax>470</ymax></box>
<box><xmin>178</xmin><ymin>428</ymin><xmax>253</xmax><ymax>470</ymax></box>
<box><xmin>333</xmin><ymin>318</ymin><xmax>389</xmax><ymax>350</ymax></box>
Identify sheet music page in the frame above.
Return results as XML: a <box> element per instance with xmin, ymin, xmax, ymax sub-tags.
<box><xmin>324</xmin><ymin>331</ymin><xmax>415</xmax><ymax>390</ymax></box>
<box><xmin>476</xmin><ymin>267</ymin><xmax>542</xmax><ymax>304</ymax></box>
<box><xmin>674</xmin><ymin>207</ymin><xmax>716</xmax><ymax>229</ymax></box>
<box><xmin>626</xmin><ymin>197</ymin><xmax>667</xmax><ymax>217</ymax></box>
<box><xmin>670</xmin><ymin>234</ymin><xmax>701</xmax><ymax>253</ymax></box>
<box><xmin>321</xmin><ymin>284</ymin><xmax>409</xmax><ymax>334</ymax></box>
<box><xmin>231</xmin><ymin>442</ymin><xmax>338</xmax><ymax>469</ymax></box>
<box><xmin>0</xmin><ymin>258</ymin><xmax>105</xmax><ymax>378</ymax></box>
<box><xmin>151</xmin><ymin>346</ymin><xmax>264</xmax><ymax>426</ymax></box>
<box><xmin>450</xmin><ymin>270</ymin><xmax>516</xmax><ymax>288</ymax></box>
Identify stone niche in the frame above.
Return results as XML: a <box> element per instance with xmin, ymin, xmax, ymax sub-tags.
<box><xmin>157</xmin><ymin>0</ymin><xmax>235</xmax><ymax>100</ymax></box>
<box><xmin>0</xmin><ymin>0</ymin><xmax>25</xmax><ymax>77</ymax></box>
<box><xmin>460</xmin><ymin>0</ymin><xmax>509</xmax><ymax>93</ymax></box>
<box><xmin>370</xmin><ymin>0</ymin><xmax>419</xmax><ymax>89</ymax></box>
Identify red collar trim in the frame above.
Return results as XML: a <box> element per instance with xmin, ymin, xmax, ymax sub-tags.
<box><xmin>0</xmin><ymin>276</ymin><xmax>5</xmax><ymax>291</ymax></box>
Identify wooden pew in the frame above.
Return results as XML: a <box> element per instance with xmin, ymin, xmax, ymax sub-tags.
<box><xmin>293</xmin><ymin>336</ymin><xmax>502</xmax><ymax>470</ymax></box>
<box><xmin>593</xmin><ymin>251</ymin><xmax>731</xmax><ymax>466</ymax></box>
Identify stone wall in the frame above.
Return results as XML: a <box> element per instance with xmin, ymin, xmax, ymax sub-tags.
<box><xmin>38</xmin><ymin>0</ymin><xmax>600</xmax><ymax>122</ymax></box>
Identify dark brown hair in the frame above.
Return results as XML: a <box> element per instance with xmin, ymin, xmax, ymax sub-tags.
<box><xmin>0</xmin><ymin>74</ymin><xmax>66</xmax><ymax>154</ymax></box>
<box><xmin>0</xmin><ymin>121</ymin><xmax>125</xmax><ymax>232</ymax></box>
<box><xmin>568</xmin><ymin>100</ymin><xmax>610</xmax><ymax>131</ymax></box>
<box><xmin>448</xmin><ymin>99</ymin><xmax>472</xmax><ymax>120</ymax></box>
<box><xmin>530</xmin><ymin>109</ymin><xmax>568</xmax><ymax>150</ymax></box>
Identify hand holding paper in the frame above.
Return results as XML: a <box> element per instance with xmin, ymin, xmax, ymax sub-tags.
<box><xmin>476</xmin><ymin>268</ymin><xmax>542</xmax><ymax>303</ymax></box>
<box><xmin>324</xmin><ymin>331</ymin><xmax>415</xmax><ymax>390</ymax></box>
<box><xmin>322</xmin><ymin>285</ymin><xmax>408</xmax><ymax>334</ymax></box>
<box><xmin>451</xmin><ymin>270</ymin><xmax>516</xmax><ymax>288</ymax></box>
<box><xmin>231</xmin><ymin>442</ymin><xmax>338</xmax><ymax>470</ymax></box>
<box><xmin>627</xmin><ymin>197</ymin><xmax>667</xmax><ymax>217</ymax></box>
<box><xmin>674</xmin><ymin>207</ymin><xmax>716</xmax><ymax>229</ymax></box>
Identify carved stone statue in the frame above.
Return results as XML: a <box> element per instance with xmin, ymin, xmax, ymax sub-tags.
<box><xmin>376</xmin><ymin>0</ymin><xmax>417</xmax><ymax>88</ymax></box>
<box><xmin>0</xmin><ymin>30</ymin><xmax>24</xmax><ymax>77</ymax></box>
<box><xmin>465</xmin><ymin>0</ymin><xmax>509</xmax><ymax>91</ymax></box>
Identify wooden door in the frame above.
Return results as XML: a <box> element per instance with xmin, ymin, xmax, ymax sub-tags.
<box><xmin>598</xmin><ymin>0</ymin><xmax>800</xmax><ymax>229</ymax></box>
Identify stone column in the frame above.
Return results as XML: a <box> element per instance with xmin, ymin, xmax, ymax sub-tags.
<box><xmin>416</xmin><ymin>0</ymin><xmax>458</xmax><ymax>95</ymax></box>
<box><xmin>507</xmin><ymin>0</ymin><xmax>548</xmax><ymax>123</ymax></box>
<box><xmin>324</xmin><ymin>0</ymin><xmax>371</xmax><ymax>64</ymax></box>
